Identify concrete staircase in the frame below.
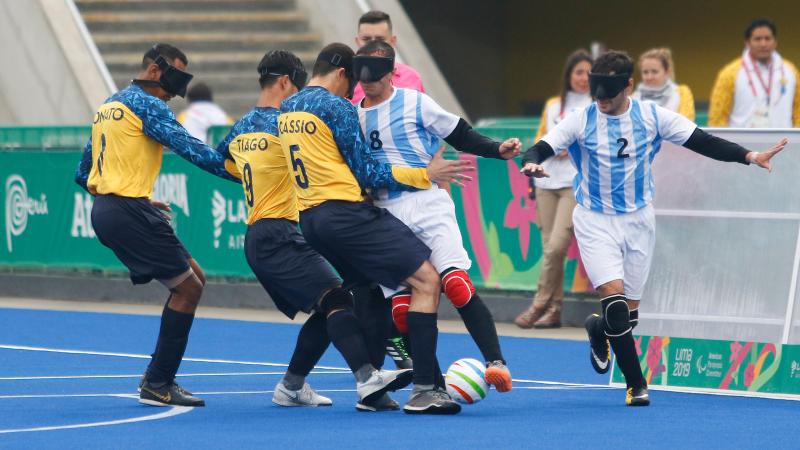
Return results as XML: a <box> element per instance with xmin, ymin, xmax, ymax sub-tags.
<box><xmin>75</xmin><ymin>0</ymin><xmax>321</xmax><ymax>118</ymax></box>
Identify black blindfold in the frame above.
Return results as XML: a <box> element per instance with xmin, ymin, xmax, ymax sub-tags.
<box><xmin>589</xmin><ymin>72</ymin><xmax>630</xmax><ymax>100</ymax></box>
<box><xmin>259</xmin><ymin>65</ymin><xmax>308</xmax><ymax>90</ymax></box>
<box><xmin>135</xmin><ymin>55</ymin><xmax>193</xmax><ymax>98</ymax></box>
<box><xmin>353</xmin><ymin>56</ymin><xmax>394</xmax><ymax>83</ymax></box>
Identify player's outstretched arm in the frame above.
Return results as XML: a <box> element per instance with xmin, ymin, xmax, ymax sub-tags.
<box><xmin>427</xmin><ymin>147</ymin><xmax>474</xmax><ymax>187</ymax></box>
<box><xmin>442</xmin><ymin>118</ymin><xmax>521</xmax><ymax>160</ymax></box>
<box><xmin>519</xmin><ymin>140</ymin><xmax>555</xmax><ymax>178</ymax></box>
<box><xmin>74</xmin><ymin>136</ymin><xmax>93</xmax><ymax>192</ymax></box>
<box><xmin>140</xmin><ymin>99</ymin><xmax>239</xmax><ymax>183</ymax></box>
<box><xmin>682</xmin><ymin>128</ymin><xmax>788</xmax><ymax>171</ymax></box>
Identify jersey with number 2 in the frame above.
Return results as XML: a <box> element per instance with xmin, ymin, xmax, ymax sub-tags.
<box><xmin>541</xmin><ymin>99</ymin><xmax>697</xmax><ymax>215</ymax></box>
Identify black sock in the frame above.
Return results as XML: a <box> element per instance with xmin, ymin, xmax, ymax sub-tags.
<box><xmin>287</xmin><ymin>312</ymin><xmax>330</xmax><ymax>378</ymax></box>
<box><xmin>352</xmin><ymin>285</ymin><xmax>391</xmax><ymax>369</ymax></box>
<box><xmin>407</xmin><ymin>311</ymin><xmax>438</xmax><ymax>386</ymax></box>
<box><xmin>326</xmin><ymin>309</ymin><xmax>371</xmax><ymax>373</ymax></box>
<box><xmin>589</xmin><ymin>314</ymin><xmax>605</xmax><ymax>339</ymax></box>
<box><xmin>147</xmin><ymin>301</ymin><xmax>195</xmax><ymax>386</ymax></box>
<box><xmin>609</xmin><ymin>331</ymin><xmax>646</xmax><ymax>388</ymax></box>
<box><xmin>456</xmin><ymin>294</ymin><xmax>504</xmax><ymax>363</ymax></box>
<box><xmin>629</xmin><ymin>308</ymin><xmax>639</xmax><ymax>330</ymax></box>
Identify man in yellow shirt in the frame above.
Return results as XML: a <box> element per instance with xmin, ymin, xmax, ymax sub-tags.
<box><xmin>216</xmin><ymin>50</ymin><xmax>413</xmax><ymax>410</ymax></box>
<box><xmin>74</xmin><ymin>44</ymin><xmax>238</xmax><ymax>407</ymax></box>
<box><xmin>279</xmin><ymin>43</ymin><xmax>470</xmax><ymax>415</ymax></box>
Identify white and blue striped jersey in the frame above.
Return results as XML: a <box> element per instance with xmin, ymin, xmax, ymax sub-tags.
<box><xmin>541</xmin><ymin>98</ymin><xmax>697</xmax><ymax>215</ymax></box>
<box><xmin>357</xmin><ymin>87</ymin><xmax>460</xmax><ymax>201</ymax></box>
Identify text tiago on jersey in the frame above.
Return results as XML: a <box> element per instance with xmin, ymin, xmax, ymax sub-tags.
<box><xmin>233</xmin><ymin>135</ymin><xmax>269</xmax><ymax>152</ymax></box>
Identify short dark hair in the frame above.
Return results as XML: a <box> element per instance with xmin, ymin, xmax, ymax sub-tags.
<box><xmin>187</xmin><ymin>82</ymin><xmax>212</xmax><ymax>102</ymax></box>
<box><xmin>591</xmin><ymin>51</ymin><xmax>633</xmax><ymax>76</ymax></box>
<box><xmin>744</xmin><ymin>18</ymin><xmax>777</xmax><ymax>40</ymax></box>
<box><xmin>356</xmin><ymin>40</ymin><xmax>395</xmax><ymax>59</ymax></box>
<box><xmin>312</xmin><ymin>43</ymin><xmax>355</xmax><ymax>77</ymax></box>
<box><xmin>142</xmin><ymin>43</ymin><xmax>188</xmax><ymax>69</ymax></box>
<box><xmin>358</xmin><ymin>10</ymin><xmax>392</xmax><ymax>30</ymax></box>
<box><xmin>257</xmin><ymin>50</ymin><xmax>306</xmax><ymax>89</ymax></box>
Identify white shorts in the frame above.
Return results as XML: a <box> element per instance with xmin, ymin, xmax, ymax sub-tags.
<box><xmin>374</xmin><ymin>187</ymin><xmax>472</xmax><ymax>297</ymax></box>
<box><xmin>572</xmin><ymin>204</ymin><xmax>656</xmax><ymax>300</ymax></box>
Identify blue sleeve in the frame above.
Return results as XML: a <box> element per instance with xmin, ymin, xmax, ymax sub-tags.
<box><xmin>325</xmin><ymin>98</ymin><xmax>417</xmax><ymax>191</ymax></box>
<box><xmin>138</xmin><ymin>97</ymin><xmax>239</xmax><ymax>183</ymax></box>
<box><xmin>74</xmin><ymin>136</ymin><xmax>93</xmax><ymax>192</ymax></box>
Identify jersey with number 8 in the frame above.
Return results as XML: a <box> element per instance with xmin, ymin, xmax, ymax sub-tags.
<box><xmin>541</xmin><ymin>99</ymin><xmax>697</xmax><ymax>215</ymax></box>
<box><xmin>218</xmin><ymin>107</ymin><xmax>298</xmax><ymax>224</ymax></box>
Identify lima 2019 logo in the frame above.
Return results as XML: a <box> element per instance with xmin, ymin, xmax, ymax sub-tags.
<box><xmin>5</xmin><ymin>174</ymin><xmax>48</xmax><ymax>252</ymax></box>
<box><xmin>212</xmin><ymin>190</ymin><xmax>246</xmax><ymax>249</ymax></box>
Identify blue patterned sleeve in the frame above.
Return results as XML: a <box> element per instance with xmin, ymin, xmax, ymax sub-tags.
<box><xmin>137</xmin><ymin>96</ymin><xmax>239</xmax><ymax>183</ymax></box>
<box><xmin>74</xmin><ymin>136</ymin><xmax>93</xmax><ymax>191</ymax></box>
<box><xmin>324</xmin><ymin>97</ymin><xmax>417</xmax><ymax>191</ymax></box>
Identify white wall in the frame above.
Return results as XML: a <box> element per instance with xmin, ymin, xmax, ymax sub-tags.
<box><xmin>0</xmin><ymin>0</ymin><xmax>112</xmax><ymax>125</ymax></box>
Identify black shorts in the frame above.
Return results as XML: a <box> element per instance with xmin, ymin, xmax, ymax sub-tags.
<box><xmin>299</xmin><ymin>200</ymin><xmax>431</xmax><ymax>289</ymax></box>
<box><xmin>245</xmin><ymin>218</ymin><xmax>341</xmax><ymax>319</ymax></box>
<box><xmin>91</xmin><ymin>194</ymin><xmax>191</xmax><ymax>285</ymax></box>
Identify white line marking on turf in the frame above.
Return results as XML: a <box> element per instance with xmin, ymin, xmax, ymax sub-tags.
<box><xmin>0</xmin><ymin>402</ymin><xmax>192</xmax><ymax>434</ymax></box>
<box><xmin>0</xmin><ymin>344</ymin><xmax>350</xmax><ymax>371</ymax></box>
<box><xmin>0</xmin><ymin>371</ymin><xmax>348</xmax><ymax>381</ymax></box>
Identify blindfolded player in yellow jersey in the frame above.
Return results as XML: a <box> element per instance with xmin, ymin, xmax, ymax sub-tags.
<box><xmin>279</xmin><ymin>43</ymin><xmax>472</xmax><ymax>415</ymax></box>
<box><xmin>215</xmin><ymin>50</ymin><xmax>415</xmax><ymax>410</ymax></box>
<box><xmin>75</xmin><ymin>44</ymin><xmax>240</xmax><ymax>408</ymax></box>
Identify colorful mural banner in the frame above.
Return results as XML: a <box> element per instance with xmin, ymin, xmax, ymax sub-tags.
<box><xmin>612</xmin><ymin>336</ymin><xmax>800</xmax><ymax>395</ymax></box>
<box><xmin>0</xmin><ymin>124</ymin><xmax>593</xmax><ymax>293</ymax></box>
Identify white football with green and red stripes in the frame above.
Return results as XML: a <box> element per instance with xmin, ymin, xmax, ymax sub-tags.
<box><xmin>445</xmin><ymin>358</ymin><xmax>489</xmax><ymax>404</ymax></box>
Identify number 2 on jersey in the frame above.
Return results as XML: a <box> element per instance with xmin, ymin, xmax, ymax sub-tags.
<box><xmin>289</xmin><ymin>144</ymin><xmax>309</xmax><ymax>189</ymax></box>
<box><xmin>616</xmin><ymin>137</ymin><xmax>630</xmax><ymax>158</ymax></box>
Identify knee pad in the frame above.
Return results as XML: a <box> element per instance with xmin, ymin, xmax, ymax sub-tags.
<box><xmin>601</xmin><ymin>294</ymin><xmax>631</xmax><ymax>337</ymax></box>
<box><xmin>441</xmin><ymin>268</ymin><xmax>475</xmax><ymax>308</ymax></box>
<box><xmin>390</xmin><ymin>291</ymin><xmax>411</xmax><ymax>334</ymax></box>
<box><xmin>629</xmin><ymin>308</ymin><xmax>639</xmax><ymax>330</ymax></box>
<box><xmin>319</xmin><ymin>287</ymin><xmax>354</xmax><ymax>316</ymax></box>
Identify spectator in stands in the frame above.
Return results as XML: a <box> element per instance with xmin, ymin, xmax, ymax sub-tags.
<box><xmin>351</xmin><ymin>10</ymin><xmax>424</xmax><ymax>105</ymax></box>
<box><xmin>633</xmin><ymin>48</ymin><xmax>695</xmax><ymax>120</ymax></box>
<box><xmin>177</xmin><ymin>82</ymin><xmax>232</xmax><ymax>143</ymax></box>
<box><xmin>709</xmin><ymin>18</ymin><xmax>799</xmax><ymax>128</ymax></box>
<box><xmin>514</xmin><ymin>49</ymin><xmax>593</xmax><ymax>329</ymax></box>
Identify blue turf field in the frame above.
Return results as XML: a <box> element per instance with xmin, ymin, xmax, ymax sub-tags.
<box><xmin>1</xmin><ymin>307</ymin><xmax>799</xmax><ymax>449</ymax></box>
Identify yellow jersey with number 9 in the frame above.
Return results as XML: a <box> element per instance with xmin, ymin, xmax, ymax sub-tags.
<box><xmin>220</xmin><ymin>107</ymin><xmax>298</xmax><ymax>224</ymax></box>
<box><xmin>87</xmin><ymin>101</ymin><xmax>163</xmax><ymax>198</ymax></box>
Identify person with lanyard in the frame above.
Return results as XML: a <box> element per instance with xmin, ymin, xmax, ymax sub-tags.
<box><xmin>74</xmin><ymin>44</ymin><xmax>240</xmax><ymax>407</ymax></box>
<box><xmin>215</xmin><ymin>50</ymin><xmax>414</xmax><ymax>410</ymax></box>
<box><xmin>633</xmin><ymin>48</ymin><xmax>695</xmax><ymax>120</ymax></box>
<box><xmin>709</xmin><ymin>18</ymin><xmax>800</xmax><ymax>128</ymax></box>
<box><xmin>521</xmin><ymin>50</ymin><xmax>786</xmax><ymax>406</ymax></box>
<box><xmin>515</xmin><ymin>49</ymin><xmax>593</xmax><ymax>330</ymax></box>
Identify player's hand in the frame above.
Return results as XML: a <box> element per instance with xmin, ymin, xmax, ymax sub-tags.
<box><xmin>428</xmin><ymin>147</ymin><xmax>474</xmax><ymax>187</ymax></box>
<box><xmin>151</xmin><ymin>200</ymin><xmax>173</xmax><ymax>220</ymax></box>
<box><xmin>498</xmin><ymin>138</ymin><xmax>521</xmax><ymax>160</ymax></box>
<box><xmin>748</xmin><ymin>138</ymin><xmax>788</xmax><ymax>172</ymax></box>
<box><xmin>520</xmin><ymin>163</ymin><xmax>549</xmax><ymax>178</ymax></box>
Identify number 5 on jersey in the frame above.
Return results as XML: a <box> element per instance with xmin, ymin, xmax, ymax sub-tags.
<box><xmin>289</xmin><ymin>144</ymin><xmax>309</xmax><ymax>189</ymax></box>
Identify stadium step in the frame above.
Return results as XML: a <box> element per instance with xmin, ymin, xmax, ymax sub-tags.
<box><xmin>76</xmin><ymin>0</ymin><xmax>296</xmax><ymax>13</ymax></box>
<box><xmin>74</xmin><ymin>0</ymin><xmax>321</xmax><ymax>118</ymax></box>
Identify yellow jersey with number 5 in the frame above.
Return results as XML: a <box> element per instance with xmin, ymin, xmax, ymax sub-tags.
<box><xmin>218</xmin><ymin>107</ymin><xmax>298</xmax><ymax>224</ymax></box>
<box><xmin>278</xmin><ymin>87</ymin><xmax>431</xmax><ymax>211</ymax></box>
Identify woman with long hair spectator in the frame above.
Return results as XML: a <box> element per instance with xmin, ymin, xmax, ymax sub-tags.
<box><xmin>515</xmin><ymin>49</ymin><xmax>592</xmax><ymax>329</ymax></box>
<box><xmin>633</xmin><ymin>48</ymin><xmax>695</xmax><ymax>120</ymax></box>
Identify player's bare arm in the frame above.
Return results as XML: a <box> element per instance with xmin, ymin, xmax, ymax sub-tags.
<box><xmin>427</xmin><ymin>147</ymin><xmax>474</xmax><ymax>187</ymax></box>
